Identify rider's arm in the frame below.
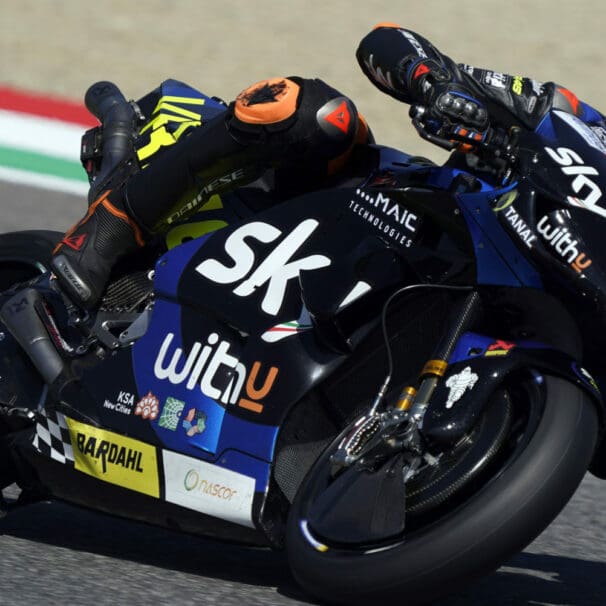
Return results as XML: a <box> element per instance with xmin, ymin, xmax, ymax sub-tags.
<box><xmin>460</xmin><ymin>64</ymin><xmax>606</xmax><ymax>129</ymax></box>
<box><xmin>356</xmin><ymin>23</ymin><xmax>600</xmax><ymax>131</ymax></box>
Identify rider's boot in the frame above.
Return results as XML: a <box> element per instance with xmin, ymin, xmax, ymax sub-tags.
<box><xmin>50</xmin><ymin>188</ymin><xmax>146</xmax><ymax>311</ymax></box>
<box><xmin>0</xmin><ymin>187</ymin><xmax>147</xmax><ymax>412</ymax></box>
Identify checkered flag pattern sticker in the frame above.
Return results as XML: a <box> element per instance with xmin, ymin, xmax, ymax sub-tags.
<box><xmin>32</xmin><ymin>409</ymin><xmax>74</xmax><ymax>464</ymax></box>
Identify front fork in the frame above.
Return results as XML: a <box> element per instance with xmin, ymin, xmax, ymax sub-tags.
<box><xmin>399</xmin><ymin>290</ymin><xmax>481</xmax><ymax>417</ymax></box>
<box><xmin>331</xmin><ymin>290</ymin><xmax>482</xmax><ymax>471</ymax></box>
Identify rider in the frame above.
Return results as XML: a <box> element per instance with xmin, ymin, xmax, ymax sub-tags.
<box><xmin>39</xmin><ymin>24</ymin><xmax>606</xmax><ymax>312</ymax></box>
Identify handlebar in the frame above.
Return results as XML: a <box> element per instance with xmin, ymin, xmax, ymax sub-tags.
<box><xmin>409</xmin><ymin>104</ymin><xmax>519</xmax><ymax>180</ymax></box>
<box><xmin>83</xmin><ymin>81</ymin><xmax>139</xmax><ymax>203</ymax></box>
<box><xmin>85</xmin><ymin>80</ymin><xmax>129</xmax><ymax>121</ymax></box>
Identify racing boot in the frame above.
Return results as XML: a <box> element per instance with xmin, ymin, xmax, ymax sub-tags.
<box><xmin>50</xmin><ymin>188</ymin><xmax>146</xmax><ymax>311</ymax></box>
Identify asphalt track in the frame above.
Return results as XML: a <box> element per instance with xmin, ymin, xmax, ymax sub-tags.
<box><xmin>0</xmin><ymin>181</ymin><xmax>605</xmax><ymax>605</ymax></box>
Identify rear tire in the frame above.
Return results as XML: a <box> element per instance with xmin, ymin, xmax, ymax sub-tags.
<box><xmin>0</xmin><ymin>230</ymin><xmax>56</xmax><ymax>450</ymax></box>
<box><xmin>286</xmin><ymin>374</ymin><xmax>599</xmax><ymax>605</ymax></box>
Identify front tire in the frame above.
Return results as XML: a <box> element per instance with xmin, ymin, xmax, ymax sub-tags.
<box><xmin>286</xmin><ymin>374</ymin><xmax>599</xmax><ymax>605</ymax></box>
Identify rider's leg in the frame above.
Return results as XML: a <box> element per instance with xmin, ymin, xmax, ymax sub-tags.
<box><xmin>50</xmin><ymin>77</ymin><xmax>363</xmax><ymax>311</ymax></box>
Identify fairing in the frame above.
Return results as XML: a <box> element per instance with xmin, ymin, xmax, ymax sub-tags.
<box><xmin>3</xmin><ymin>104</ymin><xmax>606</xmax><ymax>545</ymax></box>
<box><xmin>423</xmin><ymin>331</ymin><xmax>603</xmax><ymax>444</ymax></box>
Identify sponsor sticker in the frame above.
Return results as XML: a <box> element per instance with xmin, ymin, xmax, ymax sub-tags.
<box><xmin>484</xmin><ymin>340</ymin><xmax>516</xmax><ymax>356</ymax></box>
<box><xmin>103</xmin><ymin>390</ymin><xmax>136</xmax><ymax>416</ymax></box>
<box><xmin>401</xmin><ymin>30</ymin><xmax>427</xmax><ymax>58</ymax></box>
<box><xmin>261</xmin><ymin>305</ymin><xmax>313</xmax><ymax>343</ymax></box>
<box><xmin>511</xmin><ymin>76</ymin><xmax>523</xmax><ymax>95</ymax></box>
<box><xmin>444</xmin><ymin>366</ymin><xmax>479</xmax><ymax>408</ymax></box>
<box><xmin>590</xmin><ymin>126</ymin><xmax>606</xmax><ymax>148</ymax></box>
<box><xmin>531</xmin><ymin>79</ymin><xmax>544</xmax><ymax>96</ymax></box>
<box><xmin>321</xmin><ymin>98</ymin><xmax>352</xmax><ymax>136</ymax></box>
<box><xmin>165</xmin><ymin>169</ymin><xmax>247</xmax><ymax>225</ymax></box>
<box><xmin>196</xmin><ymin>219</ymin><xmax>330</xmax><ymax>316</ymax></box>
<box><xmin>483</xmin><ymin>71</ymin><xmax>508</xmax><ymax>89</ymax></box>
<box><xmin>554</xmin><ymin>110</ymin><xmax>606</xmax><ymax>154</ymax></box>
<box><xmin>544</xmin><ymin>145</ymin><xmax>604</xmax><ymax>217</ymax></box>
<box><xmin>66</xmin><ymin>417</ymin><xmax>160</xmax><ymax>497</ymax></box>
<box><xmin>154</xmin><ymin>332</ymin><xmax>279</xmax><ymax>413</ymax></box>
<box><xmin>502</xmin><ymin>206</ymin><xmax>537</xmax><ymax>248</ymax></box>
<box><xmin>163</xmin><ymin>450</ymin><xmax>256</xmax><ymax>528</ymax></box>
<box><xmin>158</xmin><ymin>396</ymin><xmax>186</xmax><ymax>430</ymax></box>
<box><xmin>348</xmin><ymin>189</ymin><xmax>418</xmax><ymax>248</ymax></box>
<box><xmin>134</xmin><ymin>391</ymin><xmax>160</xmax><ymax>420</ymax></box>
<box><xmin>537</xmin><ymin>215</ymin><xmax>592</xmax><ymax>273</ymax></box>
<box><xmin>182</xmin><ymin>407</ymin><xmax>207</xmax><ymax>436</ymax></box>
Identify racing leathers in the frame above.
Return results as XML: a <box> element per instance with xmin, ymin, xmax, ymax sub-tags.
<box><xmin>51</xmin><ymin>23</ymin><xmax>606</xmax><ymax>312</ymax></box>
<box><xmin>50</xmin><ymin>77</ymin><xmax>369</xmax><ymax>310</ymax></box>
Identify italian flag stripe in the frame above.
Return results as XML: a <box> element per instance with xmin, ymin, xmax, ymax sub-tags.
<box><xmin>0</xmin><ymin>146</ymin><xmax>87</xmax><ymax>181</ymax></box>
<box><xmin>0</xmin><ymin>86</ymin><xmax>97</xmax><ymax>194</ymax></box>
<box><xmin>0</xmin><ymin>86</ymin><xmax>96</xmax><ymax>126</ymax></box>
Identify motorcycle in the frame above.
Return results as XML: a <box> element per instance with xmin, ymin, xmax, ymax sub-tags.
<box><xmin>0</xmin><ymin>79</ymin><xmax>604</xmax><ymax>605</ymax></box>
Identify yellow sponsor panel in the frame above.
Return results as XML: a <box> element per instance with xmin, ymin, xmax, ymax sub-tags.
<box><xmin>166</xmin><ymin>219</ymin><xmax>228</xmax><ymax>250</ymax></box>
<box><xmin>66</xmin><ymin>417</ymin><xmax>160</xmax><ymax>498</ymax></box>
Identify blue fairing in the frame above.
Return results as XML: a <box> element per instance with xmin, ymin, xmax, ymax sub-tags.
<box><xmin>536</xmin><ymin>101</ymin><xmax>605</xmax><ymax>141</ymax></box>
<box><xmin>427</xmin><ymin>166</ymin><xmax>493</xmax><ymax>193</ymax></box>
<box><xmin>536</xmin><ymin>112</ymin><xmax>558</xmax><ymax>141</ymax></box>
<box><xmin>159</xmin><ymin>79</ymin><xmax>227</xmax><ymax>119</ymax></box>
<box><xmin>426</xmin><ymin>165</ymin><xmax>542</xmax><ymax>288</ymax></box>
<box><xmin>376</xmin><ymin>147</ymin><xmax>541</xmax><ymax>287</ymax></box>
<box><xmin>579</xmin><ymin>101</ymin><xmax>605</xmax><ymax>125</ymax></box>
<box><xmin>132</xmin><ymin>235</ymin><xmax>279</xmax><ymax>489</ymax></box>
<box><xmin>449</xmin><ymin>331</ymin><xmax>547</xmax><ymax>364</ymax></box>
<box><xmin>154</xmin><ymin>234</ymin><xmax>212</xmax><ymax>299</ymax></box>
<box><xmin>456</xmin><ymin>186</ymin><xmax>542</xmax><ymax>288</ymax></box>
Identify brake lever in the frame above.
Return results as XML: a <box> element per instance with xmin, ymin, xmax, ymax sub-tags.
<box><xmin>410</xmin><ymin>105</ymin><xmax>458</xmax><ymax>151</ymax></box>
<box><xmin>410</xmin><ymin>105</ymin><xmax>520</xmax><ymax>176</ymax></box>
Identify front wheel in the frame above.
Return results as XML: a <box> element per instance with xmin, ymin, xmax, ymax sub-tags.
<box><xmin>286</xmin><ymin>374</ymin><xmax>599</xmax><ymax>605</ymax></box>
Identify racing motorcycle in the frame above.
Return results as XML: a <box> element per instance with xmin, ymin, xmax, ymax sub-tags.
<box><xmin>0</xmin><ymin>79</ymin><xmax>605</xmax><ymax>605</ymax></box>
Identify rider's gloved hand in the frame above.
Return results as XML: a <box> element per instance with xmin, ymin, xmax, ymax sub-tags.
<box><xmin>406</xmin><ymin>58</ymin><xmax>490</xmax><ymax>148</ymax></box>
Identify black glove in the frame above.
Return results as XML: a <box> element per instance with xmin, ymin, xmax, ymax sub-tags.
<box><xmin>407</xmin><ymin>58</ymin><xmax>490</xmax><ymax>148</ymax></box>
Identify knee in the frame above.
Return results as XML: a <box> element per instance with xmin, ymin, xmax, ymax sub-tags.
<box><xmin>227</xmin><ymin>76</ymin><xmax>368</xmax><ymax>170</ymax></box>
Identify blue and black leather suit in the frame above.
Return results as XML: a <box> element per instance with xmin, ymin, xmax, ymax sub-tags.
<box><xmin>49</xmin><ymin>23</ymin><xmax>606</xmax><ymax>310</ymax></box>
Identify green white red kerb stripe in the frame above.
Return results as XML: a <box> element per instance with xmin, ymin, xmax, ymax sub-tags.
<box><xmin>0</xmin><ymin>85</ymin><xmax>97</xmax><ymax>195</ymax></box>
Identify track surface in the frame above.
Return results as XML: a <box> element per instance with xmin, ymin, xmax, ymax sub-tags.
<box><xmin>0</xmin><ymin>182</ymin><xmax>605</xmax><ymax>605</ymax></box>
